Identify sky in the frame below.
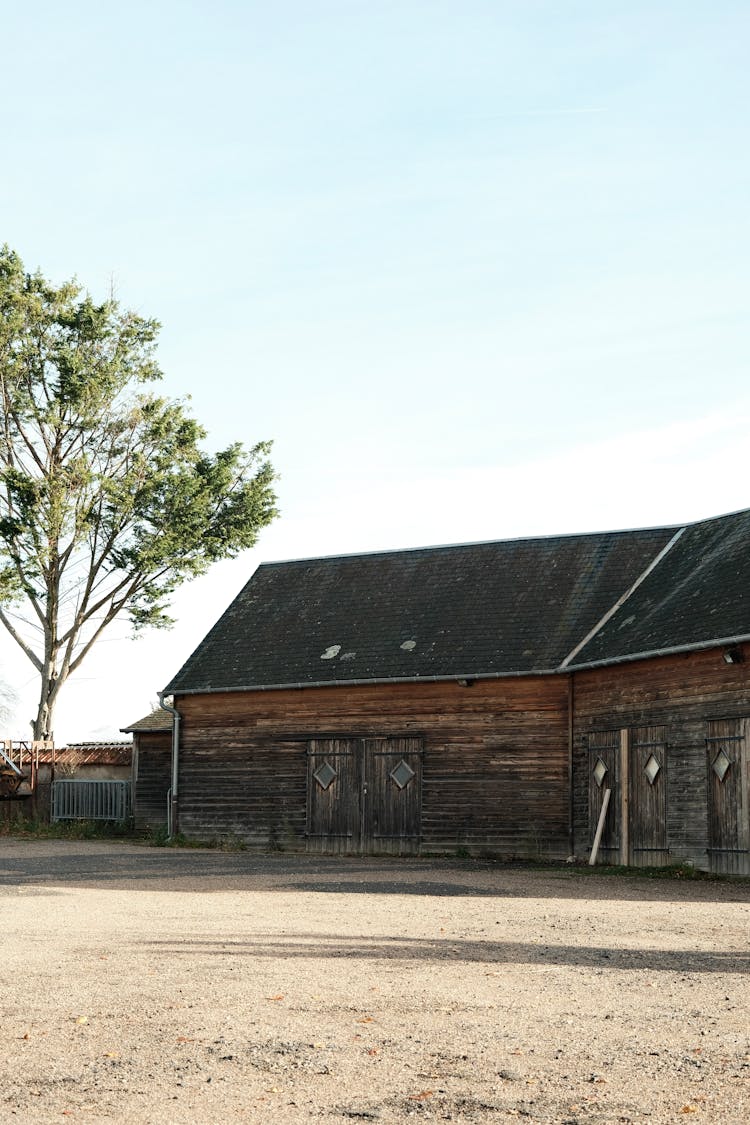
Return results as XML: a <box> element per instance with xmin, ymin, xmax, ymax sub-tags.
<box><xmin>0</xmin><ymin>1</ymin><xmax>748</xmax><ymax>742</ymax></box>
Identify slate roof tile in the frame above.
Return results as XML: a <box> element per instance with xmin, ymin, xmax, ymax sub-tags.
<box><xmin>572</xmin><ymin>507</ymin><xmax>750</xmax><ymax>666</ymax></box>
<box><xmin>163</xmin><ymin>524</ymin><xmax>678</xmax><ymax>694</ymax></box>
<box><xmin>121</xmin><ymin>708</ymin><xmax>174</xmax><ymax>733</ymax></box>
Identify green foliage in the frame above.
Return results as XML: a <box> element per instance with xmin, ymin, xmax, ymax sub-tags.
<box><xmin>565</xmin><ymin>861</ymin><xmax>733</xmax><ymax>881</ymax></box>
<box><xmin>0</xmin><ymin>815</ymin><xmax>137</xmax><ymax>840</ymax></box>
<box><xmin>145</xmin><ymin>826</ymin><xmax>197</xmax><ymax>848</ymax></box>
<box><xmin>0</xmin><ymin>817</ymin><xmax>249</xmax><ymax>850</ymax></box>
<box><xmin>0</xmin><ymin>246</ymin><xmax>278</xmax><ymax>735</ymax></box>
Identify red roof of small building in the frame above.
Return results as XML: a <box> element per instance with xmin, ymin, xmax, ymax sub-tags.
<box><xmin>37</xmin><ymin>742</ymin><xmax>133</xmax><ymax>766</ymax></box>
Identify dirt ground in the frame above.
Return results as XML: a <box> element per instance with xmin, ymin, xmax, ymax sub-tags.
<box><xmin>1</xmin><ymin>841</ymin><xmax>748</xmax><ymax>1125</ymax></box>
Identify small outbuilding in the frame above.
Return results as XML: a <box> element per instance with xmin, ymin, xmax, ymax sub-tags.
<box><xmin>36</xmin><ymin>742</ymin><xmax>133</xmax><ymax>783</ymax></box>
<box><xmin>159</xmin><ymin>508</ymin><xmax>750</xmax><ymax>871</ymax></box>
<box><xmin>121</xmin><ymin>709</ymin><xmax>173</xmax><ymax>831</ymax></box>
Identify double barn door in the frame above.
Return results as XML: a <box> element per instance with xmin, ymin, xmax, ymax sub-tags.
<box><xmin>307</xmin><ymin>736</ymin><xmax>423</xmax><ymax>855</ymax></box>
<box><xmin>588</xmin><ymin>726</ymin><xmax>669</xmax><ymax>866</ymax></box>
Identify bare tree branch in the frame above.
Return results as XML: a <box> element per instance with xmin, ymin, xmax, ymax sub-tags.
<box><xmin>0</xmin><ymin>606</ymin><xmax>42</xmax><ymax>671</ymax></box>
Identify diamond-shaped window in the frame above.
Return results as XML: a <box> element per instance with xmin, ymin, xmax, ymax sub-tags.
<box><xmin>313</xmin><ymin>761</ymin><xmax>337</xmax><ymax>790</ymax></box>
<box><xmin>644</xmin><ymin>754</ymin><xmax>661</xmax><ymax>785</ymax></box>
<box><xmin>712</xmin><ymin>748</ymin><xmax>732</xmax><ymax>783</ymax></box>
<box><xmin>593</xmin><ymin>758</ymin><xmax>608</xmax><ymax>788</ymax></box>
<box><xmin>390</xmin><ymin>759</ymin><xmax>415</xmax><ymax>790</ymax></box>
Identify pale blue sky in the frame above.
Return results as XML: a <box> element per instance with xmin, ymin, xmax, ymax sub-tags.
<box><xmin>1</xmin><ymin>2</ymin><xmax>748</xmax><ymax>738</ymax></box>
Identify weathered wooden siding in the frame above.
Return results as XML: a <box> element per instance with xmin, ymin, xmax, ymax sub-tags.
<box><xmin>176</xmin><ymin>677</ymin><xmax>570</xmax><ymax>856</ymax></box>
<box><xmin>572</xmin><ymin>645</ymin><xmax>750</xmax><ymax>870</ymax></box>
<box><xmin>133</xmin><ymin>732</ymin><xmax>172</xmax><ymax>831</ymax></box>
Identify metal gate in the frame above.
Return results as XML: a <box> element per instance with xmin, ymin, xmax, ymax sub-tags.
<box><xmin>52</xmin><ymin>780</ymin><xmax>132</xmax><ymax>822</ymax></box>
<box><xmin>307</xmin><ymin>736</ymin><xmax>423</xmax><ymax>855</ymax></box>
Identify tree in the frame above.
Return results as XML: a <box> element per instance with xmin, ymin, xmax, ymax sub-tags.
<box><xmin>0</xmin><ymin>247</ymin><xmax>278</xmax><ymax>739</ymax></box>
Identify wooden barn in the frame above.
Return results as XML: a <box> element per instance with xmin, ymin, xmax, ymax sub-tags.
<box><xmin>121</xmin><ymin>709</ymin><xmax>173</xmax><ymax>831</ymax></box>
<box><xmin>159</xmin><ymin>508</ymin><xmax>750</xmax><ymax>872</ymax></box>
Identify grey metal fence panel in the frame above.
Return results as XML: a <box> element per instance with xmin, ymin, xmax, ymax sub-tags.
<box><xmin>51</xmin><ymin>780</ymin><xmax>132</xmax><ymax>821</ymax></box>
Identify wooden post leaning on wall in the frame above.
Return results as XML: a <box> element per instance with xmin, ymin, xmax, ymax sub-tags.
<box><xmin>589</xmin><ymin>788</ymin><xmax>611</xmax><ymax>866</ymax></box>
<box><xmin>619</xmin><ymin>727</ymin><xmax>630</xmax><ymax>866</ymax></box>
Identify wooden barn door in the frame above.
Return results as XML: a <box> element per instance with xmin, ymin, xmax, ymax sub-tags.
<box><xmin>307</xmin><ymin>738</ymin><xmax>360</xmax><ymax>853</ymax></box>
<box><xmin>363</xmin><ymin>737</ymin><xmax>422</xmax><ymax>855</ymax></box>
<box><xmin>307</xmin><ymin>736</ymin><xmax>423</xmax><ymax>855</ymax></box>
<box><xmin>629</xmin><ymin>725</ymin><xmax>669</xmax><ymax>867</ymax></box>
<box><xmin>587</xmin><ymin>730</ymin><xmax>620</xmax><ymax>863</ymax></box>
<box><xmin>587</xmin><ymin>726</ymin><xmax>668</xmax><ymax>866</ymax></box>
<box><xmin>706</xmin><ymin>719</ymin><xmax>750</xmax><ymax>875</ymax></box>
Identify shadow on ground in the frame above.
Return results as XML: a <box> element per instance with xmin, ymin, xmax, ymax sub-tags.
<box><xmin>142</xmin><ymin>933</ymin><xmax>750</xmax><ymax>974</ymax></box>
<box><xmin>1</xmin><ymin>840</ymin><xmax>749</xmax><ymax>905</ymax></box>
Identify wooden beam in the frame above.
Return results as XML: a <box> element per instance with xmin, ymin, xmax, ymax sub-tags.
<box><xmin>589</xmin><ymin>787</ymin><xmax>611</xmax><ymax>866</ymax></box>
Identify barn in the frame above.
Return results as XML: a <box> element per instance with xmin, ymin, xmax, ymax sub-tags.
<box><xmin>121</xmin><ymin>709</ymin><xmax>173</xmax><ymax>831</ymax></box>
<box><xmin>159</xmin><ymin>507</ymin><xmax>750</xmax><ymax>872</ymax></box>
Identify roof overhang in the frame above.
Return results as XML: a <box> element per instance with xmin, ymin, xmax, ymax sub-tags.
<box><xmin>166</xmin><ymin>666</ymin><xmax>560</xmax><ymax>696</ymax></box>
<box><xmin>166</xmin><ymin>633</ymin><xmax>750</xmax><ymax>696</ymax></box>
<box><xmin>564</xmin><ymin>633</ymin><xmax>750</xmax><ymax>673</ymax></box>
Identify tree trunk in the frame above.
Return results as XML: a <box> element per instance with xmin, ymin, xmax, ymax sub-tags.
<box><xmin>33</xmin><ymin>699</ymin><xmax>53</xmax><ymax>742</ymax></box>
<box><xmin>33</xmin><ymin>668</ymin><xmax>60</xmax><ymax>741</ymax></box>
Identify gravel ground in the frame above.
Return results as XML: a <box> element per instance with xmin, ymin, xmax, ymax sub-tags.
<box><xmin>1</xmin><ymin>840</ymin><xmax>748</xmax><ymax>1125</ymax></box>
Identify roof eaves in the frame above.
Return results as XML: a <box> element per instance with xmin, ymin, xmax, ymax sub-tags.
<box><xmin>169</xmin><ymin>666</ymin><xmax>561</xmax><ymax>696</ymax></box>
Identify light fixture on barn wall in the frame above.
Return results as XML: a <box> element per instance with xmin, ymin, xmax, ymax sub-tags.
<box><xmin>457</xmin><ymin>678</ymin><xmax>475</xmax><ymax>687</ymax></box>
<box><xmin>722</xmin><ymin>646</ymin><xmax>744</xmax><ymax>665</ymax></box>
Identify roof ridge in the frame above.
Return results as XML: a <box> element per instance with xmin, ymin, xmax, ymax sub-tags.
<box><xmin>258</xmin><ymin>505</ymin><xmax>750</xmax><ymax>571</ymax></box>
<box><xmin>257</xmin><ymin>522</ymin><xmax>681</xmax><ymax>570</ymax></box>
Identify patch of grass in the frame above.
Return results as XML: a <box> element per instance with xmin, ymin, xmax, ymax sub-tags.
<box><xmin>1</xmin><ymin>815</ymin><xmax>249</xmax><ymax>851</ymax></box>
<box><xmin>0</xmin><ymin>815</ymin><xmax>136</xmax><ymax>841</ymax></box>
<box><xmin>142</xmin><ymin>824</ymin><xmax>171</xmax><ymax>847</ymax></box>
<box><xmin>558</xmin><ymin>860</ymin><xmax>749</xmax><ymax>884</ymax></box>
<box><xmin>145</xmin><ymin>827</ymin><xmax>246</xmax><ymax>850</ymax></box>
<box><xmin>145</xmin><ymin>828</ymin><xmax>205</xmax><ymax>848</ymax></box>
<box><xmin>429</xmin><ymin>850</ymin><xmax>750</xmax><ymax>884</ymax></box>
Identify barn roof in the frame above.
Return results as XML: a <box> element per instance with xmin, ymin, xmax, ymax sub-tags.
<box><xmin>163</xmin><ymin>508</ymin><xmax>750</xmax><ymax>695</ymax></box>
<box><xmin>37</xmin><ymin>742</ymin><xmax>133</xmax><ymax>766</ymax></box>
<box><xmin>571</xmin><ymin>507</ymin><xmax>750</xmax><ymax>668</ymax></box>
<box><xmin>120</xmin><ymin>708</ymin><xmax>173</xmax><ymax>733</ymax></box>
